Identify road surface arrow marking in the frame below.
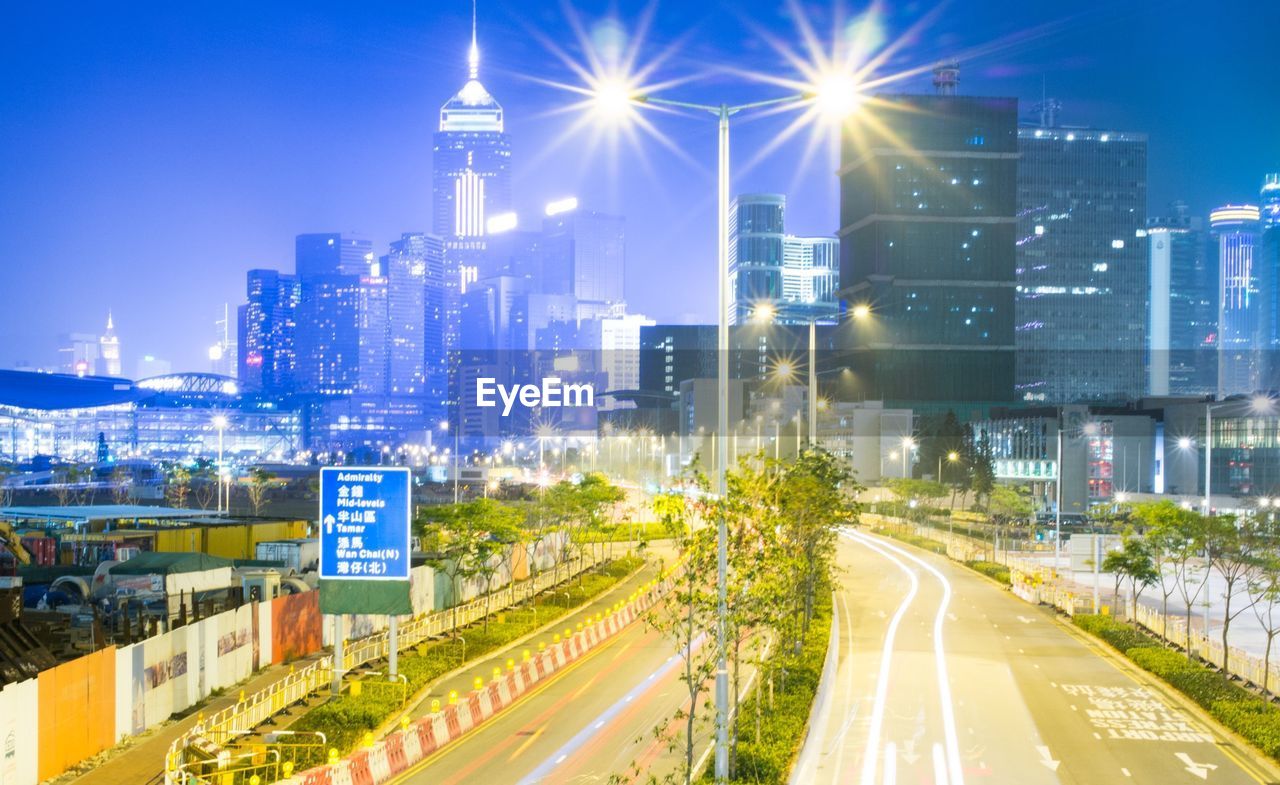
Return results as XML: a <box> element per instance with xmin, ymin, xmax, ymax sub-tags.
<box><xmin>1037</xmin><ymin>745</ymin><xmax>1060</xmax><ymax>772</ymax></box>
<box><xmin>1176</xmin><ymin>752</ymin><xmax>1217</xmax><ymax>779</ymax></box>
<box><xmin>947</xmin><ymin>612</ymin><xmax>958</xmax><ymax>621</ymax></box>
<box><xmin>1017</xmin><ymin>615</ymin><xmax>1035</xmax><ymax>624</ymax></box>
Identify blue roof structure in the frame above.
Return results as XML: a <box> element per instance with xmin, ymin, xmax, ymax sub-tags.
<box><xmin>0</xmin><ymin>369</ymin><xmax>154</xmax><ymax>411</ymax></box>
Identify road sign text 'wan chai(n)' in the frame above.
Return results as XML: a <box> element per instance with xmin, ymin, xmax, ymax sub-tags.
<box><xmin>319</xmin><ymin>466</ymin><xmax>411</xmax><ymax>581</ymax></box>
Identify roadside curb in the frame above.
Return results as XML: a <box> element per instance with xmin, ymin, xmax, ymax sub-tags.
<box><xmin>370</xmin><ymin>557</ymin><xmax>652</xmax><ymax>739</ymax></box>
<box><xmin>274</xmin><ymin>568</ymin><xmax>678</xmax><ymax>785</ymax></box>
<box><xmin>1053</xmin><ymin>614</ymin><xmax>1280</xmax><ymax>783</ymax></box>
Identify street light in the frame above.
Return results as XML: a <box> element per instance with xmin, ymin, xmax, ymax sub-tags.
<box><xmin>588</xmin><ymin>74</ymin><xmax>860</xmax><ymax>783</ymax></box>
<box><xmin>440</xmin><ymin>420</ymin><xmax>458</xmax><ymax>504</ymax></box>
<box><xmin>900</xmin><ymin>436</ymin><xmax>915</xmax><ymax>478</ymax></box>
<box><xmin>211</xmin><ymin>414</ymin><xmax>228</xmax><ymax>514</ymax></box>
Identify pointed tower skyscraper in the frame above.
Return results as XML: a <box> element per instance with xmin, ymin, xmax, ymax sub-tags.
<box><xmin>99</xmin><ymin>311</ymin><xmax>122</xmax><ymax>377</ymax></box>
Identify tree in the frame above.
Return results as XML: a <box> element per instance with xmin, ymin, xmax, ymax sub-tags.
<box><xmin>1247</xmin><ymin>530</ymin><xmax>1280</xmax><ymax>692</ymax></box>
<box><xmin>987</xmin><ymin>485</ymin><xmax>1033</xmax><ymax>523</ymax></box>
<box><xmin>777</xmin><ymin>448</ymin><xmax>859</xmax><ymax>633</ymax></box>
<box><xmin>1133</xmin><ymin>501</ymin><xmax>1204</xmax><ymax>645</ymax></box>
<box><xmin>967</xmin><ymin>431</ymin><xmax>996</xmax><ymax>508</ymax></box>
<box><xmin>1208</xmin><ymin>514</ymin><xmax>1260</xmax><ymax>674</ymax></box>
<box><xmin>464</xmin><ymin>499</ymin><xmax>525</xmax><ymax>631</ymax></box>
<box><xmin>165</xmin><ymin>464</ymin><xmax>191</xmax><ymax>509</ymax></box>
<box><xmin>415</xmin><ymin>503</ymin><xmax>484</xmax><ymax>632</ymax></box>
<box><xmin>110</xmin><ymin>465</ymin><xmax>133</xmax><ymax>505</ymax></box>
<box><xmin>1102</xmin><ymin>535</ymin><xmax>1158</xmax><ymax>619</ymax></box>
<box><xmin>246</xmin><ymin>468</ymin><xmax>275</xmax><ymax>516</ymax></box>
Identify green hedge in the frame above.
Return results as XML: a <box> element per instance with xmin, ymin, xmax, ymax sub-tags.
<box><xmin>288</xmin><ymin>557</ymin><xmax>643</xmax><ymax>767</ymax></box>
<box><xmin>698</xmin><ymin>585</ymin><xmax>834</xmax><ymax>783</ymax></box>
<box><xmin>1074</xmin><ymin>614</ymin><xmax>1280</xmax><ymax>760</ymax></box>
<box><xmin>964</xmin><ymin>561</ymin><xmax>1011</xmax><ymax>585</ymax></box>
<box><xmin>1073</xmin><ymin>614</ymin><xmax>1157</xmax><ymax>654</ymax></box>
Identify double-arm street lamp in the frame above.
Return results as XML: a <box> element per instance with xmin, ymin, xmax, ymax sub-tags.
<box><xmin>589</xmin><ymin>78</ymin><xmax>857</xmax><ymax>782</ymax></box>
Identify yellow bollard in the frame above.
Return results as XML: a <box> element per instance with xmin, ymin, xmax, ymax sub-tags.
<box><xmin>239</xmin><ymin>689</ymin><xmax>246</xmax><ymax>703</ymax></box>
<box><xmin>552</xmin><ymin>634</ymin><xmax>560</xmax><ymax>644</ymax></box>
<box><xmin>282</xmin><ymin>762</ymin><xmax>294</xmax><ymax>778</ymax></box>
<box><xmin>492</xmin><ymin>666</ymin><xmax>501</xmax><ymax>681</ymax></box>
<box><xmin>250</xmin><ymin>777</ymin><xmax>260</xmax><ymax>785</ymax></box>
<box><xmin>363</xmin><ymin>731</ymin><xmax>374</xmax><ymax>748</ymax></box>
<box><xmin>289</xmin><ymin>664</ymin><xmax>296</xmax><ymax>675</ymax></box>
<box><xmin>506</xmin><ymin>658</ymin><xmax>515</xmax><ymax>671</ymax></box>
<box><xmin>539</xmin><ymin>641</ymin><xmax>547</xmax><ymax>651</ymax></box>
<box><xmin>350</xmin><ymin>680</ymin><xmax>362</xmax><ymax>697</ymax></box>
<box><xmin>473</xmin><ymin>676</ymin><xmax>484</xmax><ymax>690</ymax></box>
<box><xmin>328</xmin><ymin>748</ymin><xmax>340</xmax><ymax>765</ymax></box>
<box><xmin>401</xmin><ymin>715</ymin><xmax>411</xmax><ymax>732</ymax></box>
<box><xmin>522</xmin><ymin>649</ymin><xmax>531</xmax><ymax>662</ymax></box>
<box><xmin>431</xmin><ymin>698</ymin><xmax>442</xmax><ymax>712</ymax></box>
<box><xmin>564</xmin><ymin>628</ymin><xmax>572</xmax><ymax>638</ymax></box>
<box><xmin>448</xmin><ymin>689</ymin><xmax>459</xmax><ymax>705</ymax></box>
<box><xmin>575</xmin><ymin>622</ymin><xmax>583</xmax><ymax>632</ymax></box>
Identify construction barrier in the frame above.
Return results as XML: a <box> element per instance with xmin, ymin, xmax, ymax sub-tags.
<box><xmin>272</xmin><ymin>570</ymin><xmax>675</xmax><ymax>785</ymax></box>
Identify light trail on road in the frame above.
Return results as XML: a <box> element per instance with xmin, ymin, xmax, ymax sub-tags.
<box><xmin>849</xmin><ymin>531</ymin><xmax>966</xmax><ymax>785</ymax></box>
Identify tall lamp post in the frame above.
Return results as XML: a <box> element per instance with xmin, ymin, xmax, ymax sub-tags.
<box><xmin>212</xmin><ymin>414</ymin><xmax>228</xmax><ymax>514</ymax></box>
<box><xmin>588</xmin><ymin>73</ymin><xmax>858</xmax><ymax>784</ymax></box>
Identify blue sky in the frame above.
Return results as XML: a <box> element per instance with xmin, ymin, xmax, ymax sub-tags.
<box><xmin>2</xmin><ymin>0</ymin><xmax>1277</xmax><ymax>372</ymax></box>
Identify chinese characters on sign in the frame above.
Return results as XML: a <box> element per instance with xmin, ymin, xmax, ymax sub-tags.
<box><xmin>319</xmin><ymin>467</ymin><xmax>410</xmax><ymax>581</ymax></box>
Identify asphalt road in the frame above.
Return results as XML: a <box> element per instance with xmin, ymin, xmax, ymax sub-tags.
<box><xmin>391</xmin><ymin>543</ymin><xmax>711</xmax><ymax>784</ymax></box>
<box><xmin>796</xmin><ymin>529</ymin><xmax>1280</xmax><ymax>785</ymax></box>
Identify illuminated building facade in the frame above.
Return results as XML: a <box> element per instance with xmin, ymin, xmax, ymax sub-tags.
<box><xmin>781</xmin><ymin>235</ymin><xmax>840</xmax><ymax>323</ymax></box>
<box><xmin>1212</xmin><ymin>205</ymin><xmax>1263</xmax><ymax>396</ymax></box>
<box><xmin>1015</xmin><ymin>123</ymin><xmax>1148</xmax><ymax>403</ymax></box>
<box><xmin>1147</xmin><ymin>203</ymin><xmax>1215</xmax><ymax>396</ymax></box>
<box><xmin>728</xmin><ymin>194</ymin><xmax>786</xmax><ymax>325</ymax></box>
<box><xmin>98</xmin><ymin>312</ymin><xmax>122</xmax><ymax>377</ymax></box>
<box><xmin>238</xmin><ymin>269</ymin><xmax>300</xmax><ymax>396</ymax></box>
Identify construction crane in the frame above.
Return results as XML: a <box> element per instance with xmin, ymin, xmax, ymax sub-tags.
<box><xmin>0</xmin><ymin>521</ymin><xmax>32</xmax><ymax>573</ymax></box>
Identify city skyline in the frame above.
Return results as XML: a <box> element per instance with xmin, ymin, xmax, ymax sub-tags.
<box><xmin>3</xmin><ymin>0</ymin><xmax>1279</xmax><ymax>372</ymax></box>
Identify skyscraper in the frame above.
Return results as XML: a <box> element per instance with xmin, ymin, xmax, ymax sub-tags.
<box><xmin>98</xmin><ymin>312</ymin><xmax>121</xmax><ymax>377</ymax></box>
<box><xmin>295</xmin><ymin>233</ymin><xmax>373</xmax><ymax>277</ymax></box>
<box><xmin>1213</xmin><ymin>204</ymin><xmax>1263</xmax><ymax>396</ymax></box>
<box><xmin>433</xmin><ymin>10</ymin><xmax>513</xmax><ymax>384</ymax></box>
<box><xmin>837</xmin><ymin>68</ymin><xmax>1017</xmax><ymax>403</ymax></box>
<box><xmin>357</xmin><ymin>270</ymin><xmax>389</xmax><ymax>395</ymax></box>
<box><xmin>1147</xmin><ymin>204</ymin><xmax>1214</xmax><ymax>396</ymax></box>
<box><xmin>728</xmin><ymin>194</ymin><xmax>785</xmax><ymax>325</ymax></box>
<box><xmin>781</xmin><ymin>235</ymin><xmax>840</xmax><ymax>323</ymax></box>
<box><xmin>541</xmin><ymin>203</ymin><xmax>625</xmax><ymax>315</ymax></box>
<box><xmin>1258</xmin><ymin>175</ymin><xmax>1280</xmax><ymax>389</ymax></box>
<box><xmin>238</xmin><ymin>269</ymin><xmax>300</xmax><ymax>395</ymax></box>
<box><xmin>1015</xmin><ymin>119</ymin><xmax>1148</xmax><ymax>403</ymax></box>
<box><xmin>385</xmin><ymin>233</ymin><xmax>446</xmax><ymax>400</ymax></box>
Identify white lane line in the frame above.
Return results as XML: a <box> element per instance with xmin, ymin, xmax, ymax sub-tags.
<box><xmin>841</xmin><ymin>534</ymin><xmax>920</xmax><ymax>785</ymax></box>
<box><xmin>854</xmin><ymin>532</ymin><xmax>966</xmax><ymax>785</ymax></box>
<box><xmin>1121</xmin><ymin>767</ymin><xmax>1132</xmax><ymax>777</ymax></box>
<box><xmin>882</xmin><ymin>741</ymin><xmax>897</xmax><ymax>785</ymax></box>
<box><xmin>932</xmin><ymin>742</ymin><xmax>950</xmax><ymax>785</ymax></box>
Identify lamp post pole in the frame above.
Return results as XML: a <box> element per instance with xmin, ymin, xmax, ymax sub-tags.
<box><xmin>807</xmin><ymin>319</ymin><xmax>816</xmax><ymax>449</ymax></box>
<box><xmin>645</xmin><ymin>93</ymin><xmax>803</xmax><ymax>783</ymax></box>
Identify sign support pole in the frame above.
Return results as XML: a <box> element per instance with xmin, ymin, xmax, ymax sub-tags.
<box><xmin>332</xmin><ymin>614</ymin><xmax>344</xmax><ymax>695</ymax></box>
<box><xmin>389</xmin><ymin>616</ymin><xmax>399</xmax><ymax>677</ymax></box>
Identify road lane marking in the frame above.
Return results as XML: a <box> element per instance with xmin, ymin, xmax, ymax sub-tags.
<box><xmin>1036</xmin><ymin>745</ymin><xmax>1060</xmax><ymax>772</ymax></box>
<box><xmin>1122</xmin><ymin>767</ymin><xmax>1131</xmax><ymax>777</ymax></box>
<box><xmin>882</xmin><ymin>741</ymin><xmax>896</xmax><ymax>785</ymax></box>
<box><xmin>840</xmin><ymin>534</ymin><xmax>920</xmax><ymax>785</ymax></box>
<box><xmin>514</xmin><ymin>634</ymin><xmax>705</xmax><ymax>785</ymax></box>
<box><xmin>852</xmin><ymin>532</ymin><xmax>966</xmax><ymax>785</ymax></box>
<box><xmin>1177</xmin><ymin>752</ymin><xmax>1219</xmax><ymax>779</ymax></box>
<box><xmin>931</xmin><ymin>742</ymin><xmax>949</xmax><ymax>785</ymax></box>
<box><xmin>509</xmin><ymin>725</ymin><xmax>546</xmax><ymax>761</ymax></box>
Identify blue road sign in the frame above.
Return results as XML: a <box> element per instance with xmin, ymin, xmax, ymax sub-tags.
<box><xmin>319</xmin><ymin>466</ymin><xmax>411</xmax><ymax>581</ymax></box>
